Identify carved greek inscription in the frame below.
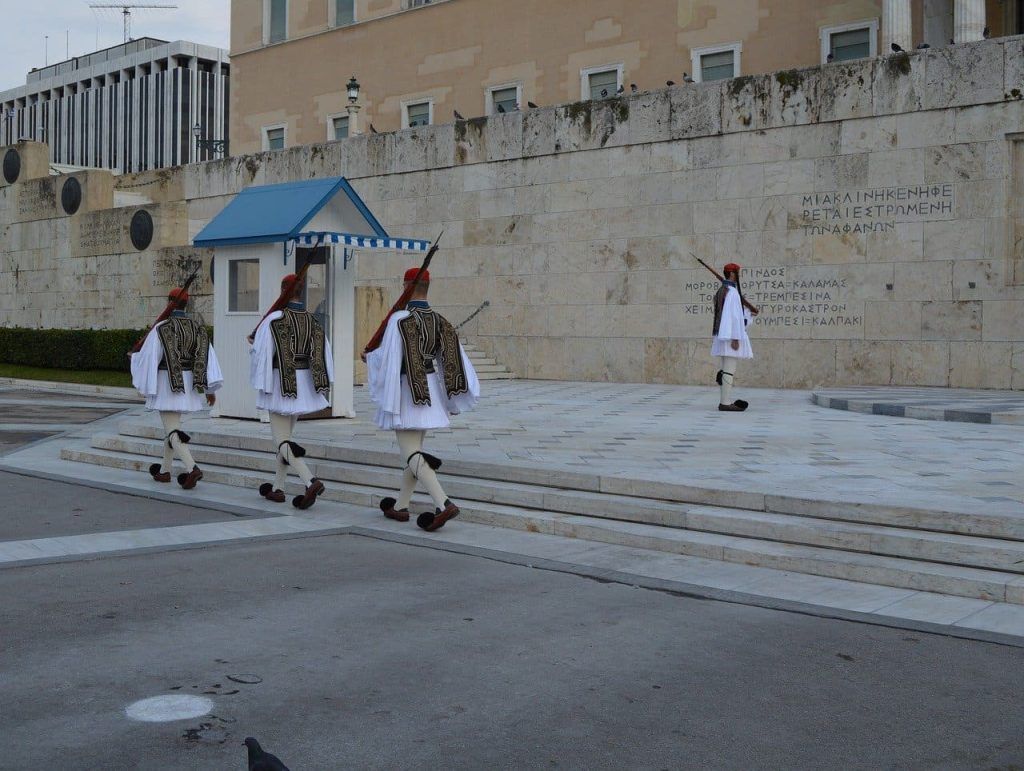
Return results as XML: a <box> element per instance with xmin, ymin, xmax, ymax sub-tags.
<box><xmin>17</xmin><ymin>180</ymin><xmax>55</xmax><ymax>219</ymax></box>
<box><xmin>683</xmin><ymin>267</ymin><xmax>862</xmax><ymax>329</ymax></box>
<box><xmin>77</xmin><ymin>216</ymin><xmax>123</xmax><ymax>252</ymax></box>
<box><xmin>799</xmin><ymin>184</ymin><xmax>954</xmax><ymax>235</ymax></box>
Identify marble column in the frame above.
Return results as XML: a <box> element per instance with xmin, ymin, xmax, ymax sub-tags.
<box><xmin>954</xmin><ymin>0</ymin><xmax>986</xmax><ymax>42</ymax></box>
<box><xmin>882</xmin><ymin>0</ymin><xmax>914</xmax><ymax>53</ymax></box>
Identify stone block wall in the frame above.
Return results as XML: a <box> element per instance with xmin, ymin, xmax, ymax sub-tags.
<box><xmin>1</xmin><ymin>36</ymin><xmax>1023</xmax><ymax>388</ymax></box>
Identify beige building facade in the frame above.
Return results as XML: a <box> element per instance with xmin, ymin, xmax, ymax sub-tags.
<box><xmin>2</xmin><ymin>35</ymin><xmax>1023</xmax><ymax>390</ymax></box>
<box><xmin>228</xmin><ymin>0</ymin><xmax>1022</xmax><ymax>153</ymax></box>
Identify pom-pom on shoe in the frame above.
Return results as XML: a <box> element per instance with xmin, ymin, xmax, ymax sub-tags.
<box><xmin>149</xmin><ymin>463</ymin><xmax>171</xmax><ymax>483</ymax></box>
<box><xmin>177</xmin><ymin>466</ymin><xmax>203</xmax><ymax>489</ymax></box>
<box><xmin>379</xmin><ymin>497</ymin><xmax>410</xmax><ymax>522</ymax></box>
<box><xmin>425</xmin><ymin>501</ymin><xmax>460</xmax><ymax>532</ymax></box>
<box><xmin>259</xmin><ymin>482</ymin><xmax>286</xmax><ymax>503</ymax></box>
<box><xmin>292</xmin><ymin>479</ymin><xmax>325</xmax><ymax>510</ymax></box>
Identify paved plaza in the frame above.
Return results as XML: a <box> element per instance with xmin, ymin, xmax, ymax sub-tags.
<box><xmin>2</xmin><ymin>379</ymin><xmax>1024</xmax><ymax>768</ymax></box>
<box><xmin>4</xmin><ymin>482</ymin><xmax>1024</xmax><ymax>770</ymax></box>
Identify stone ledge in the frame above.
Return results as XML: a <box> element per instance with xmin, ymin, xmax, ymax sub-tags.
<box><xmin>812</xmin><ymin>386</ymin><xmax>1024</xmax><ymax>424</ymax></box>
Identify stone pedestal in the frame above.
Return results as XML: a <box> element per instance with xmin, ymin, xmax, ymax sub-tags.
<box><xmin>0</xmin><ymin>141</ymin><xmax>49</xmax><ymax>187</ymax></box>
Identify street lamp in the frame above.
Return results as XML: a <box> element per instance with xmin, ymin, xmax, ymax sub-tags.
<box><xmin>192</xmin><ymin>122</ymin><xmax>229</xmax><ymax>159</ymax></box>
<box><xmin>345</xmin><ymin>75</ymin><xmax>362</xmax><ymax>136</ymax></box>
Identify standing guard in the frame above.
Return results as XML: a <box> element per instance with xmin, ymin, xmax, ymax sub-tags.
<box><xmin>250</xmin><ymin>273</ymin><xmax>333</xmax><ymax>509</ymax></box>
<box><xmin>365</xmin><ymin>267</ymin><xmax>480</xmax><ymax>531</ymax></box>
<box><xmin>130</xmin><ymin>287</ymin><xmax>222</xmax><ymax>489</ymax></box>
<box><xmin>712</xmin><ymin>262</ymin><xmax>756</xmax><ymax>412</ymax></box>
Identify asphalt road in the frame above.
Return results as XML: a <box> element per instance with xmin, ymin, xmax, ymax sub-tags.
<box><xmin>3</xmin><ymin>525</ymin><xmax>1024</xmax><ymax>770</ymax></box>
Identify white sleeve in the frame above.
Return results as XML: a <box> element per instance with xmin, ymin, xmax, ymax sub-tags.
<box><xmin>130</xmin><ymin>326</ymin><xmax>163</xmax><ymax>396</ymax></box>
<box><xmin>324</xmin><ymin>335</ymin><xmax>335</xmax><ymax>384</ymax></box>
<box><xmin>366</xmin><ymin>313</ymin><xmax>407</xmax><ymax>423</ymax></box>
<box><xmin>715</xmin><ymin>288</ymin><xmax>746</xmax><ymax>341</ymax></box>
<box><xmin>249</xmin><ymin>313</ymin><xmax>280</xmax><ymax>394</ymax></box>
<box><xmin>205</xmin><ymin>344</ymin><xmax>224</xmax><ymax>392</ymax></box>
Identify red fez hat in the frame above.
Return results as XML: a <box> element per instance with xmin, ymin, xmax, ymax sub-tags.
<box><xmin>168</xmin><ymin>287</ymin><xmax>189</xmax><ymax>304</ymax></box>
<box><xmin>281</xmin><ymin>273</ymin><xmax>300</xmax><ymax>290</ymax></box>
<box><xmin>403</xmin><ymin>267</ymin><xmax>429</xmax><ymax>283</ymax></box>
<box><xmin>723</xmin><ymin>262</ymin><xmax>742</xmax><ymax>274</ymax></box>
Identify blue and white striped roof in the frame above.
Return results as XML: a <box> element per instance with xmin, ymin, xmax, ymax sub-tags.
<box><xmin>293</xmin><ymin>232</ymin><xmax>431</xmax><ymax>252</ymax></box>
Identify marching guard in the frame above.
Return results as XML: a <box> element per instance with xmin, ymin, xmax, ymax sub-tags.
<box><xmin>711</xmin><ymin>262</ymin><xmax>757</xmax><ymax>412</ymax></box>
<box><xmin>130</xmin><ymin>286</ymin><xmax>222</xmax><ymax>489</ymax></box>
<box><xmin>365</xmin><ymin>266</ymin><xmax>480</xmax><ymax>531</ymax></box>
<box><xmin>249</xmin><ymin>272</ymin><xmax>334</xmax><ymax>509</ymax></box>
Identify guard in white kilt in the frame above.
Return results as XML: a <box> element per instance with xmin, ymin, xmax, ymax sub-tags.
<box><xmin>130</xmin><ymin>287</ymin><xmax>222</xmax><ymax>489</ymax></box>
<box><xmin>712</xmin><ymin>262</ymin><xmax>756</xmax><ymax>412</ymax></box>
<box><xmin>250</xmin><ymin>273</ymin><xmax>334</xmax><ymax>509</ymax></box>
<box><xmin>366</xmin><ymin>268</ymin><xmax>480</xmax><ymax>531</ymax></box>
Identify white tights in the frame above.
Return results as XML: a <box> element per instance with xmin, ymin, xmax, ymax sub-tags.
<box><xmin>395</xmin><ymin>430</ymin><xmax>448</xmax><ymax>510</ymax></box>
<box><xmin>270</xmin><ymin>412</ymin><xmax>315</xmax><ymax>489</ymax></box>
<box><xmin>719</xmin><ymin>356</ymin><xmax>739</xmax><ymax>406</ymax></box>
<box><xmin>159</xmin><ymin>412</ymin><xmax>195</xmax><ymax>473</ymax></box>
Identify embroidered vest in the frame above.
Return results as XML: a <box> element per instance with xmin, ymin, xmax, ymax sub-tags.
<box><xmin>398</xmin><ymin>307</ymin><xmax>469</xmax><ymax>406</ymax></box>
<box><xmin>270</xmin><ymin>308</ymin><xmax>330</xmax><ymax>398</ymax></box>
<box><xmin>157</xmin><ymin>316</ymin><xmax>210</xmax><ymax>394</ymax></box>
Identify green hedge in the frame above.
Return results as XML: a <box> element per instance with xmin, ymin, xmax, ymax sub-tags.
<box><xmin>0</xmin><ymin>327</ymin><xmax>150</xmax><ymax>372</ymax></box>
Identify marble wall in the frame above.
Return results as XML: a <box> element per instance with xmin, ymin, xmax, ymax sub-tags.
<box><xmin>1</xmin><ymin>36</ymin><xmax>1022</xmax><ymax>388</ymax></box>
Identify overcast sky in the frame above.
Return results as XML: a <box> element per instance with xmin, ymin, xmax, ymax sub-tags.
<box><xmin>0</xmin><ymin>0</ymin><xmax>230</xmax><ymax>93</ymax></box>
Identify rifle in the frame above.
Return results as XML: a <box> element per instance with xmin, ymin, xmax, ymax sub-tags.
<box><xmin>129</xmin><ymin>269</ymin><xmax>199</xmax><ymax>354</ymax></box>
<box><xmin>248</xmin><ymin>260</ymin><xmax>314</xmax><ymax>343</ymax></box>
<box><xmin>691</xmin><ymin>254</ymin><xmax>760</xmax><ymax>315</ymax></box>
<box><xmin>248</xmin><ymin>233</ymin><xmax>327</xmax><ymax>342</ymax></box>
<box><xmin>362</xmin><ymin>232</ymin><xmax>443</xmax><ymax>356</ymax></box>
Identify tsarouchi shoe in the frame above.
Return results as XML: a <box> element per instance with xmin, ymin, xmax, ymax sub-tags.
<box><xmin>292</xmin><ymin>478</ymin><xmax>325</xmax><ymax>510</ymax></box>
<box><xmin>177</xmin><ymin>466</ymin><xmax>203</xmax><ymax>489</ymax></box>
<box><xmin>718</xmin><ymin>403</ymin><xmax>744</xmax><ymax>412</ymax></box>
<box><xmin>379</xmin><ymin>497</ymin><xmax>410</xmax><ymax>522</ymax></box>
<box><xmin>149</xmin><ymin>463</ymin><xmax>171</xmax><ymax>483</ymax></box>
<box><xmin>734</xmin><ymin>399</ymin><xmax>749</xmax><ymax>411</ymax></box>
<box><xmin>259</xmin><ymin>482</ymin><xmax>286</xmax><ymax>503</ymax></box>
<box><xmin>421</xmin><ymin>500</ymin><xmax>460</xmax><ymax>532</ymax></box>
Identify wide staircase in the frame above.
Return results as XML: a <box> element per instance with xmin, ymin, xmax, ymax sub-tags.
<box><xmin>61</xmin><ymin>420</ymin><xmax>1024</xmax><ymax>605</ymax></box>
<box><xmin>461</xmin><ymin>340</ymin><xmax>516</xmax><ymax>380</ymax></box>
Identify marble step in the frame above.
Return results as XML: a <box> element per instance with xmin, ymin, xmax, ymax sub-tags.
<box><xmin>59</xmin><ymin>445</ymin><xmax>1024</xmax><ymax>605</ymax></box>
<box><xmin>85</xmin><ymin>433</ymin><xmax>1024</xmax><ymax>574</ymax></box>
<box><xmin>114</xmin><ymin>421</ymin><xmax>1024</xmax><ymax>540</ymax></box>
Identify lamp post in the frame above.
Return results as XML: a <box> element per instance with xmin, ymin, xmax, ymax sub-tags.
<box><xmin>345</xmin><ymin>75</ymin><xmax>362</xmax><ymax>137</ymax></box>
<box><xmin>192</xmin><ymin>122</ymin><xmax>228</xmax><ymax>159</ymax></box>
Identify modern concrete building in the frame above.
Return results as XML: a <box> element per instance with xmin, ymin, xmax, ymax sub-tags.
<box><xmin>0</xmin><ymin>38</ymin><xmax>230</xmax><ymax>173</ymax></box>
<box><xmin>228</xmin><ymin>0</ymin><xmax>1023</xmax><ymax>153</ymax></box>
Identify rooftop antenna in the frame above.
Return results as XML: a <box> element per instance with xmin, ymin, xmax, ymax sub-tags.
<box><xmin>88</xmin><ymin>3</ymin><xmax>178</xmax><ymax>43</ymax></box>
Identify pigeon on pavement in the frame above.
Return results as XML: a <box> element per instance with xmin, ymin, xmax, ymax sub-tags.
<box><xmin>244</xmin><ymin>737</ymin><xmax>290</xmax><ymax>771</ymax></box>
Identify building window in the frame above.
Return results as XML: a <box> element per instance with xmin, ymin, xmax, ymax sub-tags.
<box><xmin>690</xmin><ymin>43</ymin><xmax>741</xmax><ymax>83</ymax></box>
<box><xmin>820</xmin><ymin>19</ymin><xmax>878</xmax><ymax>63</ymax></box>
<box><xmin>332</xmin><ymin>0</ymin><xmax>355</xmax><ymax>26</ymax></box>
<box><xmin>228</xmin><ymin>259</ymin><xmax>260</xmax><ymax>313</ymax></box>
<box><xmin>403</xmin><ymin>100</ymin><xmax>432</xmax><ymax>128</ymax></box>
<box><xmin>486</xmin><ymin>84</ymin><xmax>520</xmax><ymax>115</ymax></box>
<box><xmin>263</xmin><ymin>125</ymin><xmax>285</xmax><ymax>150</ymax></box>
<box><xmin>265</xmin><ymin>0</ymin><xmax>288</xmax><ymax>44</ymax></box>
<box><xmin>408</xmin><ymin>0</ymin><xmax>432</xmax><ymax>6</ymax></box>
<box><xmin>330</xmin><ymin>115</ymin><xmax>349</xmax><ymax>140</ymax></box>
<box><xmin>581</xmin><ymin>66</ymin><xmax>622</xmax><ymax>100</ymax></box>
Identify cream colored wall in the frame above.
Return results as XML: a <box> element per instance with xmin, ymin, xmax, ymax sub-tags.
<box><xmin>231</xmin><ymin>0</ymin><xmax>904</xmax><ymax>153</ymax></box>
